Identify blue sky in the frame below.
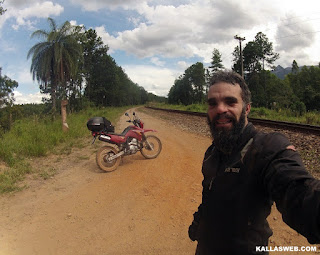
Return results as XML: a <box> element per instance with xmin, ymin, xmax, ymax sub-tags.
<box><xmin>0</xmin><ymin>0</ymin><xmax>320</xmax><ymax>104</ymax></box>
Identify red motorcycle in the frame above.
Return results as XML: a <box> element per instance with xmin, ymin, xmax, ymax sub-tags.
<box><xmin>87</xmin><ymin>112</ymin><xmax>162</xmax><ymax>172</ymax></box>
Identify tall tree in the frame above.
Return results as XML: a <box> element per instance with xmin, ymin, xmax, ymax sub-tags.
<box><xmin>204</xmin><ymin>68</ymin><xmax>211</xmax><ymax>94</ymax></box>
<box><xmin>243</xmin><ymin>41</ymin><xmax>261</xmax><ymax>74</ymax></box>
<box><xmin>185</xmin><ymin>62</ymin><xmax>206</xmax><ymax>103</ymax></box>
<box><xmin>254</xmin><ymin>32</ymin><xmax>279</xmax><ymax>70</ymax></box>
<box><xmin>79</xmin><ymin>29</ymin><xmax>149</xmax><ymax>107</ymax></box>
<box><xmin>298</xmin><ymin>66</ymin><xmax>320</xmax><ymax>110</ymax></box>
<box><xmin>240</xmin><ymin>32</ymin><xmax>279</xmax><ymax>75</ymax></box>
<box><xmin>80</xmin><ymin>29</ymin><xmax>109</xmax><ymax>102</ymax></box>
<box><xmin>235</xmin><ymin>32</ymin><xmax>280</xmax><ymax>107</ymax></box>
<box><xmin>291</xmin><ymin>60</ymin><xmax>299</xmax><ymax>74</ymax></box>
<box><xmin>27</xmin><ymin>17</ymin><xmax>83</xmax><ymax>113</ymax></box>
<box><xmin>232</xmin><ymin>46</ymin><xmax>241</xmax><ymax>74</ymax></box>
<box><xmin>0</xmin><ymin>68</ymin><xmax>18</xmax><ymax>130</ymax></box>
<box><xmin>168</xmin><ymin>62</ymin><xmax>205</xmax><ymax>105</ymax></box>
<box><xmin>169</xmin><ymin>76</ymin><xmax>194</xmax><ymax>105</ymax></box>
<box><xmin>209</xmin><ymin>48</ymin><xmax>224</xmax><ymax>74</ymax></box>
<box><xmin>0</xmin><ymin>68</ymin><xmax>18</xmax><ymax>107</ymax></box>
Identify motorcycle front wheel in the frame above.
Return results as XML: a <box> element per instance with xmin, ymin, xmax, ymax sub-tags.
<box><xmin>96</xmin><ymin>146</ymin><xmax>121</xmax><ymax>172</ymax></box>
<box><xmin>140</xmin><ymin>135</ymin><xmax>162</xmax><ymax>159</ymax></box>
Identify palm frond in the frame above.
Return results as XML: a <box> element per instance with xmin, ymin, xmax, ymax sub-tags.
<box><xmin>28</xmin><ymin>17</ymin><xmax>83</xmax><ymax>103</ymax></box>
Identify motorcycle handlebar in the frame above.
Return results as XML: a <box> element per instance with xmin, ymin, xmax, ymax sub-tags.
<box><xmin>125</xmin><ymin>113</ymin><xmax>142</xmax><ymax>127</ymax></box>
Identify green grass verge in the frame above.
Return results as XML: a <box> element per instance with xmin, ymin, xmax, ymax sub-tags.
<box><xmin>147</xmin><ymin>102</ymin><xmax>320</xmax><ymax>126</ymax></box>
<box><xmin>0</xmin><ymin>106</ymin><xmax>131</xmax><ymax>193</ymax></box>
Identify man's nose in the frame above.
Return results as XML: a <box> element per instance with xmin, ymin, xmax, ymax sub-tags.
<box><xmin>216</xmin><ymin>103</ymin><xmax>228</xmax><ymax>114</ymax></box>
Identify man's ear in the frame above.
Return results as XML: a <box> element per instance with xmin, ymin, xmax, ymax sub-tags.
<box><xmin>245</xmin><ymin>103</ymin><xmax>251</xmax><ymax>117</ymax></box>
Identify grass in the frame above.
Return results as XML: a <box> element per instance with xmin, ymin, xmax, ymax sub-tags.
<box><xmin>147</xmin><ymin>102</ymin><xmax>320</xmax><ymax>126</ymax></box>
<box><xmin>39</xmin><ymin>167</ymin><xmax>56</xmax><ymax>180</ymax></box>
<box><xmin>147</xmin><ymin>102</ymin><xmax>207</xmax><ymax>113</ymax></box>
<box><xmin>0</xmin><ymin>161</ymin><xmax>32</xmax><ymax>193</ymax></box>
<box><xmin>249</xmin><ymin>107</ymin><xmax>320</xmax><ymax>126</ymax></box>
<box><xmin>0</xmin><ymin>106</ymin><xmax>131</xmax><ymax>193</ymax></box>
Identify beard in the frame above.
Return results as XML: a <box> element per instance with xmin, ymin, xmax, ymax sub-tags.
<box><xmin>207</xmin><ymin>108</ymin><xmax>246</xmax><ymax>155</ymax></box>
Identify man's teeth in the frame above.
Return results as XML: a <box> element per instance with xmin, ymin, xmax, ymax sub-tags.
<box><xmin>217</xmin><ymin>119</ymin><xmax>230</xmax><ymax>124</ymax></box>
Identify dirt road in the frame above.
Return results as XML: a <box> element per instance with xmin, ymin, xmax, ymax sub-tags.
<box><xmin>0</xmin><ymin>108</ymin><xmax>319</xmax><ymax>255</ymax></box>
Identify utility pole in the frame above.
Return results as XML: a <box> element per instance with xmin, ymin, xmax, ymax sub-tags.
<box><xmin>234</xmin><ymin>35</ymin><xmax>245</xmax><ymax>77</ymax></box>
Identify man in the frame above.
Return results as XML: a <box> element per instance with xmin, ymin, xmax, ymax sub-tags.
<box><xmin>188</xmin><ymin>70</ymin><xmax>320</xmax><ymax>254</ymax></box>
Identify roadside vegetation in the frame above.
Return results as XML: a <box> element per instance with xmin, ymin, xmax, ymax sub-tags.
<box><xmin>148</xmin><ymin>102</ymin><xmax>320</xmax><ymax>126</ymax></box>
<box><xmin>0</xmin><ymin>106</ymin><xmax>130</xmax><ymax>193</ymax></box>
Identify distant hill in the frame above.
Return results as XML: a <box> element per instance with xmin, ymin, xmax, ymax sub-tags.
<box><xmin>271</xmin><ymin>65</ymin><xmax>316</xmax><ymax>79</ymax></box>
<box><xmin>271</xmin><ymin>65</ymin><xmax>292</xmax><ymax>79</ymax></box>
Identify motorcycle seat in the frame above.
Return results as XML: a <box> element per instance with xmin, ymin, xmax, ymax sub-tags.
<box><xmin>103</xmin><ymin>127</ymin><xmax>134</xmax><ymax>137</ymax></box>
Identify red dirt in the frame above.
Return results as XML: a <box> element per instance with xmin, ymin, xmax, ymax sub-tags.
<box><xmin>0</xmin><ymin>108</ymin><xmax>319</xmax><ymax>255</ymax></box>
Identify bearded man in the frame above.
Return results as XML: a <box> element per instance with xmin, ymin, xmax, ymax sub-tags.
<box><xmin>188</xmin><ymin>70</ymin><xmax>320</xmax><ymax>255</ymax></box>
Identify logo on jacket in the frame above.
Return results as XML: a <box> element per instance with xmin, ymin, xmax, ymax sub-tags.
<box><xmin>225</xmin><ymin>167</ymin><xmax>240</xmax><ymax>173</ymax></box>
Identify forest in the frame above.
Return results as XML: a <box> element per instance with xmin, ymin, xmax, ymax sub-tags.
<box><xmin>168</xmin><ymin>32</ymin><xmax>320</xmax><ymax>116</ymax></box>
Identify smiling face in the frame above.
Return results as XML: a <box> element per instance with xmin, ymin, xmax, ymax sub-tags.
<box><xmin>207</xmin><ymin>81</ymin><xmax>250</xmax><ymax>130</ymax></box>
<box><xmin>207</xmin><ymin>81</ymin><xmax>251</xmax><ymax>154</ymax></box>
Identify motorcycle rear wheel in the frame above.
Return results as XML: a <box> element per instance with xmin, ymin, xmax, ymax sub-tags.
<box><xmin>96</xmin><ymin>146</ymin><xmax>121</xmax><ymax>172</ymax></box>
<box><xmin>141</xmin><ymin>135</ymin><xmax>162</xmax><ymax>159</ymax></box>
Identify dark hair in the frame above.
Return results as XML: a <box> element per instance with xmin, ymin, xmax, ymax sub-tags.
<box><xmin>209</xmin><ymin>70</ymin><xmax>251</xmax><ymax>105</ymax></box>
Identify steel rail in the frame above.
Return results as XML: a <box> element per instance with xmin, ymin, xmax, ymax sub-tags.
<box><xmin>145</xmin><ymin>106</ymin><xmax>320</xmax><ymax>135</ymax></box>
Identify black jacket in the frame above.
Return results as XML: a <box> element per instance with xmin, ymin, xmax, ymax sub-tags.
<box><xmin>191</xmin><ymin>123</ymin><xmax>320</xmax><ymax>255</ymax></box>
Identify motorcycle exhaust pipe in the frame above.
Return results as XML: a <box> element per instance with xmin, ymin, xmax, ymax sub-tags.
<box><xmin>107</xmin><ymin>151</ymin><xmax>124</xmax><ymax>161</ymax></box>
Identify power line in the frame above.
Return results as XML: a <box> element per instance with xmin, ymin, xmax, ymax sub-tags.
<box><xmin>237</xmin><ymin>15</ymin><xmax>320</xmax><ymax>41</ymax></box>
<box><xmin>275</xmin><ymin>30</ymin><xmax>320</xmax><ymax>39</ymax></box>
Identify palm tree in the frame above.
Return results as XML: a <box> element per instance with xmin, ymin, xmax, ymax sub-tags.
<box><xmin>27</xmin><ymin>17</ymin><xmax>82</xmax><ymax>113</ymax></box>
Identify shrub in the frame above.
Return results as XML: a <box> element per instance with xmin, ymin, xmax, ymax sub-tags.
<box><xmin>290</xmin><ymin>101</ymin><xmax>306</xmax><ymax>116</ymax></box>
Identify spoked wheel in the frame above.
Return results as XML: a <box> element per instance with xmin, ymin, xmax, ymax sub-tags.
<box><xmin>96</xmin><ymin>146</ymin><xmax>121</xmax><ymax>172</ymax></box>
<box><xmin>140</xmin><ymin>135</ymin><xmax>162</xmax><ymax>159</ymax></box>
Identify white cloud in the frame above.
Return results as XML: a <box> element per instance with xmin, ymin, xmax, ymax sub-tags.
<box><xmin>68</xmin><ymin>0</ymin><xmax>193</xmax><ymax>12</ymax></box>
<box><xmin>13</xmin><ymin>91</ymin><xmax>49</xmax><ymax>105</ymax></box>
<box><xmin>4</xmin><ymin>65</ymin><xmax>37</xmax><ymax>90</ymax></box>
<box><xmin>276</xmin><ymin>14</ymin><xmax>316</xmax><ymax>52</ymax></box>
<box><xmin>69</xmin><ymin>0</ymin><xmax>144</xmax><ymax>11</ymax></box>
<box><xmin>123</xmin><ymin>65</ymin><xmax>181</xmax><ymax>97</ymax></box>
<box><xmin>94</xmin><ymin>0</ymin><xmax>320</xmax><ymax>71</ymax></box>
<box><xmin>0</xmin><ymin>1</ymin><xmax>63</xmax><ymax>30</ymax></box>
<box><xmin>5</xmin><ymin>0</ymin><xmax>39</xmax><ymax>8</ymax></box>
<box><xmin>177</xmin><ymin>61</ymin><xmax>189</xmax><ymax>70</ymax></box>
<box><xmin>95</xmin><ymin>0</ymin><xmax>279</xmax><ymax>65</ymax></box>
<box><xmin>18</xmin><ymin>1</ymin><xmax>63</xmax><ymax>19</ymax></box>
<box><xmin>2</xmin><ymin>65</ymin><xmax>50</xmax><ymax>103</ymax></box>
<box><xmin>150</xmin><ymin>57</ymin><xmax>165</xmax><ymax>66</ymax></box>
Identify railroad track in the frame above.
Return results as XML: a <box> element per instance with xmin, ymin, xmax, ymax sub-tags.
<box><xmin>145</xmin><ymin>106</ymin><xmax>320</xmax><ymax>135</ymax></box>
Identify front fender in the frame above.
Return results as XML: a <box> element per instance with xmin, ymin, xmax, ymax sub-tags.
<box><xmin>143</xmin><ymin>129</ymin><xmax>157</xmax><ymax>133</ymax></box>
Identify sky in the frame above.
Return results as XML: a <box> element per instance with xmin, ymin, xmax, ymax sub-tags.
<box><xmin>0</xmin><ymin>0</ymin><xmax>320</xmax><ymax>104</ymax></box>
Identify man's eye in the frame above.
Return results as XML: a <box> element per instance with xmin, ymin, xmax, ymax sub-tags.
<box><xmin>226</xmin><ymin>99</ymin><xmax>237</xmax><ymax>106</ymax></box>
